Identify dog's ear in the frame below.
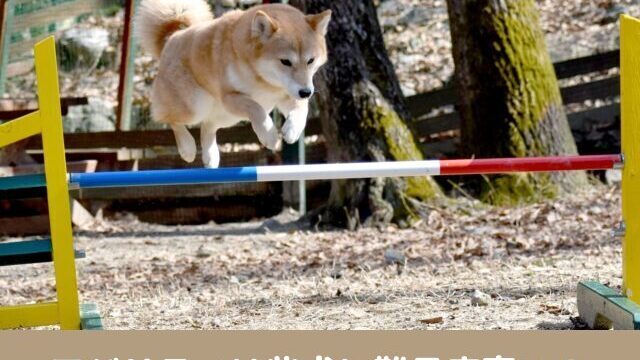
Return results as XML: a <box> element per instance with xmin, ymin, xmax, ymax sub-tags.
<box><xmin>252</xmin><ymin>11</ymin><xmax>278</xmax><ymax>41</ymax></box>
<box><xmin>306</xmin><ymin>10</ymin><xmax>332</xmax><ymax>36</ymax></box>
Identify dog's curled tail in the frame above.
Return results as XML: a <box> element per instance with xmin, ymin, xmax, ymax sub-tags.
<box><xmin>136</xmin><ymin>0</ymin><xmax>213</xmax><ymax>58</ymax></box>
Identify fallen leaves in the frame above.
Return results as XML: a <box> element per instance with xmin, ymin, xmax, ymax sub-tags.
<box><xmin>0</xmin><ymin>185</ymin><xmax>623</xmax><ymax>329</ymax></box>
<box><xmin>539</xmin><ymin>304</ymin><xmax>571</xmax><ymax>316</ymax></box>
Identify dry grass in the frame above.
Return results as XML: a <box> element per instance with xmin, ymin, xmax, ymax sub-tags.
<box><xmin>0</xmin><ymin>184</ymin><xmax>622</xmax><ymax>329</ymax></box>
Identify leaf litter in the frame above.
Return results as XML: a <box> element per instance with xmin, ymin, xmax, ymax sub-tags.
<box><xmin>0</xmin><ymin>184</ymin><xmax>623</xmax><ymax>329</ymax></box>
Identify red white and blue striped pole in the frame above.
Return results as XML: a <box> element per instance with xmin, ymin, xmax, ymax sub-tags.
<box><xmin>67</xmin><ymin>154</ymin><xmax>622</xmax><ymax>189</ymax></box>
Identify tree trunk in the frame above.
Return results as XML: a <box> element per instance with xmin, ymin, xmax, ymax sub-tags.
<box><xmin>446</xmin><ymin>0</ymin><xmax>587</xmax><ymax>204</ymax></box>
<box><xmin>291</xmin><ymin>0</ymin><xmax>442</xmax><ymax>228</ymax></box>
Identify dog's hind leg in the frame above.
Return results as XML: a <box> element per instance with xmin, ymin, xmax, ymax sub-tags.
<box><xmin>201</xmin><ymin>121</ymin><xmax>220</xmax><ymax>168</ymax></box>
<box><xmin>171</xmin><ymin>124</ymin><xmax>197</xmax><ymax>163</ymax></box>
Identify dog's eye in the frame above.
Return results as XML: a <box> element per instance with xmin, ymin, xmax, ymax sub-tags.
<box><xmin>280</xmin><ymin>59</ymin><xmax>292</xmax><ymax>67</ymax></box>
<box><xmin>307</xmin><ymin>58</ymin><xmax>315</xmax><ymax>65</ymax></box>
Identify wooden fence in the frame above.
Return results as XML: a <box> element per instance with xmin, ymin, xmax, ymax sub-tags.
<box><xmin>0</xmin><ymin>0</ymin><xmax>134</xmax><ymax>129</ymax></box>
<box><xmin>408</xmin><ymin>49</ymin><xmax>621</xmax><ymax>157</ymax></box>
<box><xmin>8</xmin><ymin>0</ymin><xmax>118</xmax><ymax>60</ymax></box>
<box><xmin>1</xmin><ymin>0</ymin><xmax>118</xmax><ymax>79</ymax></box>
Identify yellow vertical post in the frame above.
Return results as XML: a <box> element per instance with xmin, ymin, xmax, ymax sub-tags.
<box><xmin>34</xmin><ymin>37</ymin><xmax>80</xmax><ymax>330</ymax></box>
<box><xmin>621</xmin><ymin>15</ymin><xmax>640</xmax><ymax>304</ymax></box>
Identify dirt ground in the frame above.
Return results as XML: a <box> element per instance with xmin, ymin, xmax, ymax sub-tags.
<box><xmin>0</xmin><ymin>183</ymin><xmax>623</xmax><ymax>330</ymax></box>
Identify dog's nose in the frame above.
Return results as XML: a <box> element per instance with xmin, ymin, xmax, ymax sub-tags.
<box><xmin>298</xmin><ymin>88</ymin><xmax>313</xmax><ymax>98</ymax></box>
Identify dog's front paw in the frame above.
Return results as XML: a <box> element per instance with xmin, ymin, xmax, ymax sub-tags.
<box><xmin>262</xmin><ymin>127</ymin><xmax>281</xmax><ymax>150</ymax></box>
<box><xmin>177</xmin><ymin>137</ymin><xmax>197</xmax><ymax>163</ymax></box>
<box><xmin>203</xmin><ymin>154</ymin><xmax>220</xmax><ymax>169</ymax></box>
<box><xmin>252</xmin><ymin>114</ymin><xmax>281</xmax><ymax>151</ymax></box>
<box><xmin>282</xmin><ymin>118</ymin><xmax>305</xmax><ymax>144</ymax></box>
<box><xmin>204</xmin><ymin>161</ymin><xmax>219</xmax><ymax>169</ymax></box>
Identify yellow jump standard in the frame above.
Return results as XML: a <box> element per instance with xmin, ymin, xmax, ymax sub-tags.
<box><xmin>0</xmin><ymin>37</ymin><xmax>101</xmax><ymax>330</ymax></box>
<box><xmin>1</xmin><ymin>14</ymin><xmax>640</xmax><ymax>329</ymax></box>
<box><xmin>575</xmin><ymin>15</ymin><xmax>640</xmax><ymax>330</ymax></box>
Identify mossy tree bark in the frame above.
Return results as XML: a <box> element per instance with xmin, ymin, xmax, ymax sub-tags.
<box><xmin>290</xmin><ymin>0</ymin><xmax>442</xmax><ymax>228</ymax></box>
<box><xmin>446</xmin><ymin>0</ymin><xmax>587</xmax><ymax>204</ymax></box>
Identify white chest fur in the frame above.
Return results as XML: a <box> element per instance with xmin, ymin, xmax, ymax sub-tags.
<box><xmin>225</xmin><ymin>62</ymin><xmax>285</xmax><ymax>112</ymax></box>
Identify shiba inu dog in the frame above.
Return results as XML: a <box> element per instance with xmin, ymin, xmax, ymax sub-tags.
<box><xmin>136</xmin><ymin>0</ymin><xmax>331</xmax><ymax>168</ymax></box>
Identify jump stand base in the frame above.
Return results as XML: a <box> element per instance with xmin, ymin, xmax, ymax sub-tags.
<box><xmin>80</xmin><ymin>303</ymin><xmax>104</xmax><ymax>330</ymax></box>
<box><xmin>577</xmin><ymin>281</ymin><xmax>640</xmax><ymax>330</ymax></box>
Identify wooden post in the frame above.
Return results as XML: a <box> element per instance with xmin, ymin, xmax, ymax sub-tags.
<box><xmin>281</xmin><ymin>125</ymin><xmax>306</xmax><ymax>214</ymax></box>
<box><xmin>296</xmin><ymin>128</ymin><xmax>306</xmax><ymax>214</ymax></box>
<box><xmin>0</xmin><ymin>0</ymin><xmax>15</xmax><ymax>97</ymax></box>
<box><xmin>115</xmin><ymin>0</ymin><xmax>138</xmax><ymax>131</ymax></box>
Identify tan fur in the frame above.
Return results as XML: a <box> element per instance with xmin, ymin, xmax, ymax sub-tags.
<box><xmin>135</xmin><ymin>1</ymin><xmax>331</xmax><ymax>168</ymax></box>
<box><xmin>135</xmin><ymin>0</ymin><xmax>213</xmax><ymax>58</ymax></box>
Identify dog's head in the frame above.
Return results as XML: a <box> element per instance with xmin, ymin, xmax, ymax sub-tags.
<box><xmin>250</xmin><ymin>5</ymin><xmax>331</xmax><ymax>100</ymax></box>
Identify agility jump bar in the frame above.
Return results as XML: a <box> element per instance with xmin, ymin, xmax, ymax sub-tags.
<box><xmin>67</xmin><ymin>154</ymin><xmax>622</xmax><ymax>189</ymax></box>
